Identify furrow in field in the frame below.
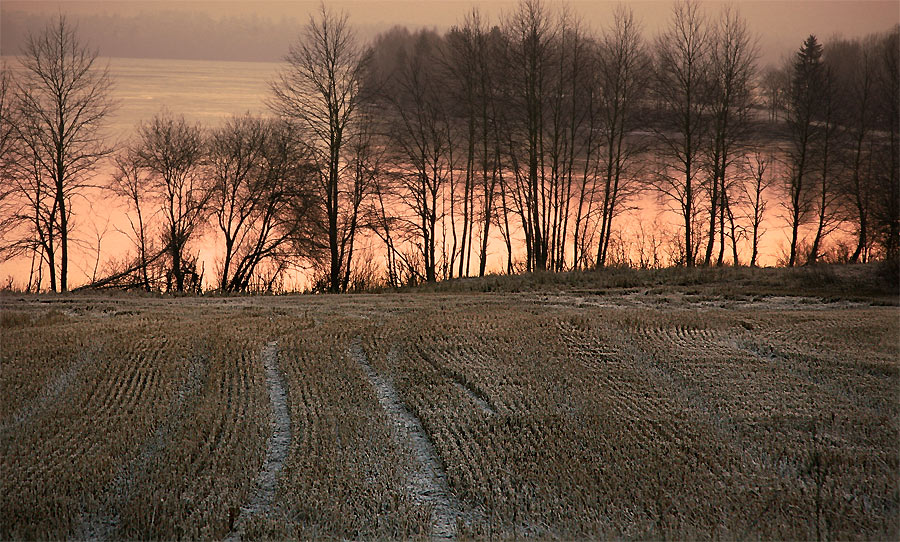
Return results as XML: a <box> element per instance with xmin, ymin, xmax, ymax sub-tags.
<box><xmin>350</xmin><ymin>339</ymin><xmax>461</xmax><ymax>540</ymax></box>
<box><xmin>418</xmin><ymin>347</ymin><xmax>496</xmax><ymax>416</ymax></box>
<box><xmin>225</xmin><ymin>340</ymin><xmax>290</xmax><ymax>542</ymax></box>
<box><xmin>76</xmin><ymin>352</ymin><xmax>209</xmax><ymax>541</ymax></box>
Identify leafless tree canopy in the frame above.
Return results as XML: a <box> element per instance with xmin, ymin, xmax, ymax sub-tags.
<box><xmin>208</xmin><ymin>115</ymin><xmax>319</xmax><ymax>292</ymax></box>
<box><xmin>2</xmin><ymin>15</ymin><xmax>113</xmax><ymax>291</ymax></box>
<box><xmin>134</xmin><ymin>112</ymin><xmax>208</xmax><ymax>292</ymax></box>
<box><xmin>2</xmin><ymin>3</ymin><xmax>899</xmax><ymax>292</ymax></box>
<box><xmin>269</xmin><ymin>4</ymin><xmax>371</xmax><ymax>292</ymax></box>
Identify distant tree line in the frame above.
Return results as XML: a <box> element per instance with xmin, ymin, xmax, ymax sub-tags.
<box><xmin>1</xmin><ymin>1</ymin><xmax>898</xmax><ymax>292</ymax></box>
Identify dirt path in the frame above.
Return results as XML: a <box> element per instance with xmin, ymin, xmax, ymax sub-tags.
<box><xmin>77</xmin><ymin>353</ymin><xmax>208</xmax><ymax>541</ymax></box>
<box><xmin>225</xmin><ymin>340</ymin><xmax>291</xmax><ymax>541</ymax></box>
<box><xmin>349</xmin><ymin>340</ymin><xmax>461</xmax><ymax>540</ymax></box>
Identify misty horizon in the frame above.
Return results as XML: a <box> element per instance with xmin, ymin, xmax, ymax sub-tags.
<box><xmin>2</xmin><ymin>1</ymin><xmax>898</xmax><ymax>66</ymax></box>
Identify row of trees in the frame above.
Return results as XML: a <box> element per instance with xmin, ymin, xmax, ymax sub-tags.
<box><xmin>783</xmin><ymin>31</ymin><xmax>899</xmax><ymax>266</ymax></box>
<box><xmin>106</xmin><ymin>114</ymin><xmax>319</xmax><ymax>293</ymax></box>
<box><xmin>1</xmin><ymin>2</ymin><xmax>898</xmax><ymax>292</ymax></box>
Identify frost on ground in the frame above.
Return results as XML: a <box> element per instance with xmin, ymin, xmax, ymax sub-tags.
<box><xmin>77</xmin><ymin>352</ymin><xmax>209</xmax><ymax>541</ymax></box>
<box><xmin>350</xmin><ymin>339</ymin><xmax>463</xmax><ymax>539</ymax></box>
<box><xmin>225</xmin><ymin>340</ymin><xmax>291</xmax><ymax>542</ymax></box>
<box><xmin>0</xmin><ymin>353</ymin><xmax>90</xmax><ymax>432</ymax></box>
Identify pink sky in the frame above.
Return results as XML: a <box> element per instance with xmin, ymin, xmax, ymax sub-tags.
<box><xmin>3</xmin><ymin>1</ymin><xmax>898</xmax><ymax>65</ymax></box>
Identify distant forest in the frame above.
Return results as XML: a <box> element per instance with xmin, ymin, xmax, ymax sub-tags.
<box><xmin>1</xmin><ymin>0</ymin><xmax>898</xmax><ymax>293</ymax></box>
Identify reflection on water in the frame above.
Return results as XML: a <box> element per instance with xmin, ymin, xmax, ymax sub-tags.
<box><xmin>3</xmin><ymin>55</ymin><xmax>282</xmax><ymax>139</ymax></box>
<box><xmin>0</xmin><ymin>56</ymin><xmax>813</xmax><ymax>290</ymax></box>
<box><xmin>1</xmin><ymin>57</ymin><xmax>287</xmax><ymax>288</ymax></box>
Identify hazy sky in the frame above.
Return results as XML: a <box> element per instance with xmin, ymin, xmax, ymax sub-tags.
<box><xmin>2</xmin><ymin>1</ymin><xmax>898</xmax><ymax>66</ymax></box>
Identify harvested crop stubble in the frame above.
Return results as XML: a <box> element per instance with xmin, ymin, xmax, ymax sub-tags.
<box><xmin>0</xmin><ymin>311</ymin><xmax>271</xmax><ymax>540</ymax></box>
<box><xmin>251</xmin><ymin>316</ymin><xmax>431</xmax><ymax>539</ymax></box>
<box><xmin>2</xmin><ymin>315</ymin><xmax>193</xmax><ymax>539</ymax></box>
<box><xmin>1</xmin><ymin>326</ymin><xmax>88</xmax><ymax>426</ymax></box>
<box><xmin>612</xmin><ymin>307</ymin><xmax>899</xmax><ymax>539</ymax></box>
<box><xmin>362</xmin><ymin>302</ymin><xmax>899</xmax><ymax>539</ymax></box>
<box><xmin>0</xmin><ymin>291</ymin><xmax>896</xmax><ymax>540</ymax></box>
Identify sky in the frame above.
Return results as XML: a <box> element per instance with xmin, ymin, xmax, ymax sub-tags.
<box><xmin>2</xmin><ymin>1</ymin><xmax>899</xmax><ymax>66</ymax></box>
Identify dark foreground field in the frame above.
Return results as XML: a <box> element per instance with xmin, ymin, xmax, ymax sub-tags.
<box><xmin>1</xmin><ymin>266</ymin><xmax>898</xmax><ymax>540</ymax></box>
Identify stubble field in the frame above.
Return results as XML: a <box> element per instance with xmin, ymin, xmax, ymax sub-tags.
<box><xmin>1</xmin><ymin>268</ymin><xmax>898</xmax><ymax>540</ymax></box>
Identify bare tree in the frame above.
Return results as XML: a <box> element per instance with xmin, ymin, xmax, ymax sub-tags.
<box><xmin>871</xmin><ymin>27</ymin><xmax>900</xmax><ymax>260</ymax></box>
<box><xmin>208</xmin><ymin>116</ymin><xmax>319</xmax><ymax>292</ymax></box>
<box><xmin>208</xmin><ymin>114</ymin><xmax>267</xmax><ymax>290</ymax></box>
<box><xmin>2</xmin><ymin>63</ymin><xmax>59</xmax><ymax>291</ymax></box>
<box><xmin>784</xmin><ymin>35</ymin><xmax>826</xmax><ymax>266</ymax></box>
<box><xmin>2</xmin><ymin>132</ymin><xmax>58</xmax><ymax>291</ymax></box>
<box><xmin>827</xmin><ymin>35</ymin><xmax>883</xmax><ymax>263</ymax></box>
<box><xmin>543</xmin><ymin>8</ymin><xmax>589</xmax><ymax>272</ymax></box>
<box><xmin>760</xmin><ymin>65</ymin><xmax>788</xmax><ymax>122</ymax></box>
<box><xmin>269</xmin><ymin>4</ymin><xmax>370</xmax><ymax>292</ymax></box>
<box><xmin>593</xmin><ymin>5</ymin><xmax>651</xmax><ymax>268</ymax></box>
<box><xmin>340</xmin><ymin>109</ymin><xmax>381</xmax><ymax>291</ymax></box>
<box><xmin>383</xmin><ymin>31</ymin><xmax>453</xmax><ymax>283</ymax></box>
<box><xmin>702</xmin><ymin>4</ymin><xmax>757</xmax><ymax>266</ymax></box>
<box><xmin>740</xmin><ymin>151</ymin><xmax>774</xmax><ymax>267</ymax></box>
<box><xmin>652</xmin><ymin>0</ymin><xmax>711</xmax><ymax>267</ymax></box>
<box><xmin>841</xmin><ymin>38</ymin><xmax>877</xmax><ymax>263</ymax></box>
<box><xmin>444</xmin><ymin>17</ymin><xmax>479</xmax><ymax>278</ymax></box>
<box><xmin>501</xmin><ymin>0</ymin><xmax>558</xmax><ymax>272</ymax></box>
<box><xmin>7</xmin><ymin>15</ymin><xmax>114</xmax><ymax>291</ymax></box>
<box><xmin>0</xmin><ymin>64</ymin><xmax>19</xmax><ymax>258</ymax></box>
<box><xmin>807</xmin><ymin>62</ymin><xmax>842</xmax><ymax>265</ymax></box>
<box><xmin>109</xmin><ymin>148</ymin><xmax>157</xmax><ymax>291</ymax></box>
<box><xmin>445</xmin><ymin>10</ymin><xmax>505</xmax><ymax>277</ymax></box>
<box><xmin>135</xmin><ymin>112</ymin><xmax>208</xmax><ymax>292</ymax></box>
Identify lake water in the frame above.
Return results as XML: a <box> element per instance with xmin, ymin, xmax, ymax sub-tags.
<box><xmin>1</xmin><ymin>57</ymin><xmax>292</xmax><ymax>289</ymax></box>
<box><xmin>100</xmin><ymin>57</ymin><xmax>284</xmax><ymax>140</ymax></box>
<box><xmin>1</xmin><ymin>56</ymin><xmax>799</xmax><ymax>290</ymax></box>
<box><xmin>4</xmin><ymin>55</ymin><xmax>285</xmax><ymax>137</ymax></box>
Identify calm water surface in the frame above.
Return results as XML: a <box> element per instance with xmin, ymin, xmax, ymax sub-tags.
<box><xmin>1</xmin><ymin>57</ymin><xmax>290</xmax><ymax>288</ymax></box>
<box><xmin>103</xmin><ymin>57</ymin><xmax>284</xmax><ymax>139</ymax></box>
<box><xmin>3</xmin><ymin>56</ymin><xmax>283</xmax><ymax>138</ymax></box>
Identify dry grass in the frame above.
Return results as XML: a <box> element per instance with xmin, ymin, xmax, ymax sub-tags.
<box><xmin>1</xmin><ymin>283</ymin><xmax>897</xmax><ymax>539</ymax></box>
<box><xmin>245</xmin><ymin>315</ymin><xmax>430</xmax><ymax>539</ymax></box>
<box><xmin>398</xmin><ymin>263</ymin><xmax>899</xmax><ymax>304</ymax></box>
<box><xmin>361</xmin><ymin>301</ymin><xmax>898</xmax><ymax>539</ymax></box>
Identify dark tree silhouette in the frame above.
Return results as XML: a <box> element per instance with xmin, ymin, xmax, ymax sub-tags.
<box><xmin>135</xmin><ymin>112</ymin><xmax>208</xmax><ymax>292</ymax></box>
<box><xmin>5</xmin><ymin>16</ymin><xmax>114</xmax><ymax>291</ymax></box>
<box><xmin>784</xmin><ymin>35</ymin><xmax>826</xmax><ymax>266</ymax></box>
<box><xmin>652</xmin><ymin>0</ymin><xmax>711</xmax><ymax>267</ymax></box>
<box><xmin>872</xmin><ymin>27</ymin><xmax>900</xmax><ymax>260</ymax></box>
<box><xmin>593</xmin><ymin>5</ymin><xmax>650</xmax><ymax>268</ymax></box>
<box><xmin>270</xmin><ymin>4</ymin><xmax>370</xmax><ymax>292</ymax></box>
<box><xmin>703</xmin><ymin>5</ymin><xmax>757</xmax><ymax>266</ymax></box>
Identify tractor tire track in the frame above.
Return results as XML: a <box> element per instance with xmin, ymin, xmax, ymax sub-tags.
<box><xmin>350</xmin><ymin>339</ymin><xmax>462</xmax><ymax>540</ymax></box>
<box><xmin>225</xmin><ymin>340</ymin><xmax>290</xmax><ymax>541</ymax></box>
